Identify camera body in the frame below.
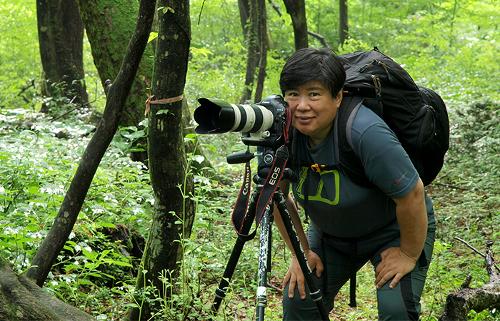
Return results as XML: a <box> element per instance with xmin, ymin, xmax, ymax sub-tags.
<box><xmin>194</xmin><ymin>95</ymin><xmax>288</xmax><ymax>148</ymax></box>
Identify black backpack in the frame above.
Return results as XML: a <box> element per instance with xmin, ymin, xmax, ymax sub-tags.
<box><xmin>335</xmin><ymin>48</ymin><xmax>449</xmax><ymax>186</ymax></box>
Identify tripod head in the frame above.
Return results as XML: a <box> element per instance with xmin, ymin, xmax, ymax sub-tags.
<box><xmin>227</xmin><ymin>145</ymin><xmax>297</xmax><ymax>186</ymax></box>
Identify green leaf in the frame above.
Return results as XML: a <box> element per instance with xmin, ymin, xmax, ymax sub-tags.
<box><xmin>95</xmin><ymin>221</ymin><xmax>116</xmax><ymax>229</ymax></box>
<box><xmin>156</xmin><ymin>109</ymin><xmax>170</xmax><ymax>115</ymax></box>
<box><xmin>147</xmin><ymin>32</ymin><xmax>158</xmax><ymax>43</ymax></box>
<box><xmin>27</xmin><ymin>184</ymin><xmax>39</xmax><ymax>194</ymax></box>
<box><xmin>103</xmin><ymin>259</ymin><xmax>132</xmax><ymax>267</ymax></box>
<box><xmin>157</xmin><ymin>6</ymin><xmax>175</xmax><ymax>15</ymax></box>
<box><xmin>191</xmin><ymin>47</ymin><xmax>213</xmax><ymax>58</ymax></box>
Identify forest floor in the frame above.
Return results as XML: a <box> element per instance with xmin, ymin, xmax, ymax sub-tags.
<box><xmin>0</xmin><ymin>101</ymin><xmax>498</xmax><ymax>320</ymax></box>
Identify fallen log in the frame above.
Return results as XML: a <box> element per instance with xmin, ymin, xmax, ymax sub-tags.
<box><xmin>439</xmin><ymin>240</ymin><xmax>500</xmax><ymax>321</ymax></box>
<box><xmin>0</xmin><ymin>257</ymin><xmax>93</xmax><ymax>321</ymax></box>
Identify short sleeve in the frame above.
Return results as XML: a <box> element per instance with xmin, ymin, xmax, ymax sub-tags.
<box><xmin>351</xmin><ymin>111</ymin><xmax>419</xmax><ymax>198</ymax></box>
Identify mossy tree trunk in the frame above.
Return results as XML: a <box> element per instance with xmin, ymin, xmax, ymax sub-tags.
<box><xmin>238</xmin><ymin>0</ymin><xmax>250</xmax><ymax>38</ymax></box>
<box><xmin>254</xmin><ymin>0</ymin><xmax>268</xmax><ymax>102</ymax></box>
<box><xmin>26</xmin><ymin>0</ymin><xmax>157</xmax><ymax>287</ymax></box>
<box><xmin>339</xmin><ymin>0</ymin><xmax>349</xmax><ymax>46</ymax></box>
<box><xmin>240</xmin><ymin>0</ymin><xmax>259</xmax><ymax>103</ymax></box>
<box><xmin>37</xmin><ymin>0</ymin><xmax>89</xmax><ymax>112</ymax></box>
<box><xmin>283</xmin><ymin>0</ymin><xmax>308</xmax><ymax>50</ymax></box>
<box><xmin>129</xmin><ymin>1</ymin><xmax>194</xmax><ymax>320</ymax></box>
<box><xmin>241</xmin><ymin>0</ymin><xmax>268</xmax><ymax>103</ymax></box>
<box><xmin>78</xmin><ymin>0</ymin><xmax>154</xmax><ymax>127</ymax></box>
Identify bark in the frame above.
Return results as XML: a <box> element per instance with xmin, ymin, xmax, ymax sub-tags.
<box><xmin>78</xmin><ymin>0</ymin><xmax>155</xmax><ymax>127</ymax></box>
<box><xmin>0</xmin><ymin>257</ymin><xmax>93</xmax><ymax>321</ymax></box>
<box><xmin>283</xmin><ymin>0</ymin><xmax>308</xmax><ymax>50</ymax></box>
<box><xmin>240</xmin><ymin>0</ymin><xmax>259</xmax><ymax>103</ymax></box>
<box><xmin>439</xmin><ymin>282</ymin><xmax>500</xmax><ymax>321</ymax></box>
<box><xmin>269</xmin><ymin>2</ymin><xmax>329</xmax><ymax>48</ymax></box>
<box><xmin>238</xmin><ymin>0</ymin><xmax>250</xmax><ymax>38</ymax></box>
<box><xmin>439</xmin><ymin>242</ymin><xmax>500</xmax><ymax>321</ymax></box>
<box><xmin>129</xmin><ymin>1</ymin><xmax>194</xmax><ymax>320</ymax></box>
<box><xmin>36</xmin><ymin>0</ymin><xmax>89</xmax><ymax>112</ymax></box>
<box><xmin>339</xmin><ymin>0</ymin><xmax>349</xmax><ymax>46</ymax></box>
<box><xmin>25</xmin><ymin>0</ymin><xmax>157</xmax><ymax>287</ymax></box>
<box><xmin>254</xmin><ymin>0</ymin><xmax>268</xmax><ymax>102</ymax></box>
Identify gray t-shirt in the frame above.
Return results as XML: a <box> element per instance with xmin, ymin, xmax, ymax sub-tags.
<box><xmin>291</xmin><ymin>105</ymin><xmax>431</xmax><ymax>238</ymax></box>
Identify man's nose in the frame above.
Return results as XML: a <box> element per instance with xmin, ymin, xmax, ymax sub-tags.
<box><xmin>296</xmin><ymin>96</ymin><xmax>309</xmax><ymax>110</ymax></box>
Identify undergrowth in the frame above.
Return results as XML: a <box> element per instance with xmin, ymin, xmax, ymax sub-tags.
<box><xmin>0</xmin><ymin>0</ymin><xmax>498</xmax><ymax>320</ymax></box>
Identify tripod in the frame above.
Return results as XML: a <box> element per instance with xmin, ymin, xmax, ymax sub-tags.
<box><xmin>211</xmin><ymin>165</ymin><xmax>330</xmax><ymax>321</ymax></box>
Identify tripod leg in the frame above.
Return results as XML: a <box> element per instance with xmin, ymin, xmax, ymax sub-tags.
<box><xmin>274</xmin><ymin>191</ymin><xmax>330</xmax><ymax>321</ymax></box>
<box><xmin>212</xmin><ymin>235</ymin><xmax>246</xmax><ymax>312</ymax></box>
<box><xmin>267</xmin><ymin>216</ymin><xmax>273</xmax><ymax>275</ymax></box>
<box><xmin>212</xmin><ymin>190</ymin><xmax>259</xmax><ymax>313</ymax></box>
<box><xmin>256</xmin><ymin>207</ymin><xmax>272</xmax><ymax>321</ymax></box>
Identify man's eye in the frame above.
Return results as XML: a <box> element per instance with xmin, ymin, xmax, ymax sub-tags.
<box><xmin>310</xmin><ymin>92</ymin><xmax>320</xmax><ymax>97</ymax></box>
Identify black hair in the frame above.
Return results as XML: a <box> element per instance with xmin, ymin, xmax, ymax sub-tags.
<box><xmin>279</xmin><ymin>47</ymin><xmax>346</xmax><ymax>97</ymax></box>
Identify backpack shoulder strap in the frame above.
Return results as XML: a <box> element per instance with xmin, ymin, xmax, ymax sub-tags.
<box><xmin>335</xmin><ymin>96</ymin><xmax>372</xmax><ymax>187</ymax></box>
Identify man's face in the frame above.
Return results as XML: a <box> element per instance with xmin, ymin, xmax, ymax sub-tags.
<box><xmin>284</xmin><ymin>80</ymin><xmax>342</xmax><ymax>146</ymax></box>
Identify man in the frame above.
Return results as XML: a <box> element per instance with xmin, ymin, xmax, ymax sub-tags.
<box><xmin>273</xmin><ymin>48</ymin><xmax>436</xmax><ymax>320</ymax></box>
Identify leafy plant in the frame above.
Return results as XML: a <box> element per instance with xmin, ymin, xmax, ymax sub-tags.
<box><xmin>0</xmin><ymin>0</ymin><xmax>498</xmax><ymax>320</ymax></box>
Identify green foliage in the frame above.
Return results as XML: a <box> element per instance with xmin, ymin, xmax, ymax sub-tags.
<box><xmin>0</xmin><ymin>0</ymin><xmax>498</xmax><ymax>320</ymax></box>
<box><xmin>0</xmin><ymin>1</ymin><xmax>39</xmax><ymax>109</ymax></box>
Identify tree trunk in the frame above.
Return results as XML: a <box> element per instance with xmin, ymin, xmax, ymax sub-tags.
<box><xmin>254</xmin><ymin>0</ymin><xmax>268</xmax><ymax>102</ymax></box>
<box><xmin>78</xmin><ymin>0</ymin><xmax>155</xmax><ymax>127</ymax></box>
<box><xmin>339</xmin><ymin>0</ymin><xmax>349</xmax><ymax>46</ymax></box>
<box><xmin>269</xmin><ymin>2</ymin><xmax>329</xmax><ymax>48</ymax></box>
<box><xmin>0</xmin><ymin>256</ymin><xmax>93</xmax><ymax>321</ymax></box>
<box><xmin>36</xmin><ymin>0</ymin><xmax>89</xmax><ymax>112</ymax></box>
<box><xmin>240</xmin><ymin>0</ymin><xmax>259</xmax><ymax>103</ymax></box>
<box><xmin>129</xmin><ymin>1</ymin><xmax>194</xmax><ymax>320</ymax></box>
<box><xmin>283</xmin><ymin>0</ymin><xmax>308</xmax><ymax>50</ymax></box>
<box><xmin>238</xmin><ymin>0</ymin><xmax>250</xmax><ymax>39</ymax></box>
<box><xmin>26</xmin><ymin>0</ymin><xmax>157</xmax><ymax>287</ymax></box>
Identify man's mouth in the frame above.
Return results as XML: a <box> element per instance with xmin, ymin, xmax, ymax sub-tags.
<box><xmin>295</xmin><ymin>115</ymin><xmax>314</xmax><ymax>123</ymax></box>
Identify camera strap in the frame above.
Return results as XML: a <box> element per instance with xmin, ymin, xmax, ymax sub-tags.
<box><xmin>231</xmin><ymin>146</ymin><xmax>289</xmax><ymax>241</ymax></box>
<box><xmin>231</xmin><ymin>161</ymin><xmax>256</xmax><ymax>241</ymax></box>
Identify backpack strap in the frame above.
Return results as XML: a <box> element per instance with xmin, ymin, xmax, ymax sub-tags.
<box><xmin>335</xmin><ymin>96</ymin><xmax>373</xmax><ymax>187</ymax></box>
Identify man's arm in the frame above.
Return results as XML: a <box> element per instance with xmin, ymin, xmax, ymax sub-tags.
<box><xmin>375</xmin><ymin>178</ymin><xmax>428</xmax><ymax>288</ymax></box>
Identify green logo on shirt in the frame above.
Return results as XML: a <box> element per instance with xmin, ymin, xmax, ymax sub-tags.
<box><xmin>294</xmin><ymin>167</ymin><xmax>340</xmax><ymax>205</ymax></box>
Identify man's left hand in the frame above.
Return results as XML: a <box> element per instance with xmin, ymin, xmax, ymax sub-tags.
<box><xmin>375</xmin><ymin>247</ymin><xmax>417</xmax><ymax>289</ymax></box>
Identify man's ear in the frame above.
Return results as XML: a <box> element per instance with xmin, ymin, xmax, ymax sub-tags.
<box><xmin>335</xmin><ymin>89</ymin><xmax>343</xmax><ymax>107</ymax></box>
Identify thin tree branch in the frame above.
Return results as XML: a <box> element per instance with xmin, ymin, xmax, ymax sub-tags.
<box><xmin>308</xmin><ymin>30</ymin><xmax>330</xmax><ymax>48</ymax></box>
<box><xmin>455</xmin><ymin>237</ymin><xmax>500</xmax><ymax>273</ymax></box>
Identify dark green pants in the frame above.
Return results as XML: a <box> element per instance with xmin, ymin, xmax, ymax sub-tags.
<box><xmin>283</xmin><ymin>214</ymin><xmax>436</xmax><ymax>321</ymax></box>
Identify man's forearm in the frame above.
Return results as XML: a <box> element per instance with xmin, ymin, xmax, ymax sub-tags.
<box><xmin>394</xmin><ymin>179</ymin><xmax>427</xmax><ymax>261</ymax></box>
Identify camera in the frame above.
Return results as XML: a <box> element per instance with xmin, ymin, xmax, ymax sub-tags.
<box><xmin>194</xmin><ymin>95</ymin><xmax>288</xmax><ymax>148</ymax></box>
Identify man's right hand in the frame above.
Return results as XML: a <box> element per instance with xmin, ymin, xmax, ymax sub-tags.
<box><xmin>282</xmin><ymin>250</ymin><xmax>324</xmax><ymax>299</ymax></box>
